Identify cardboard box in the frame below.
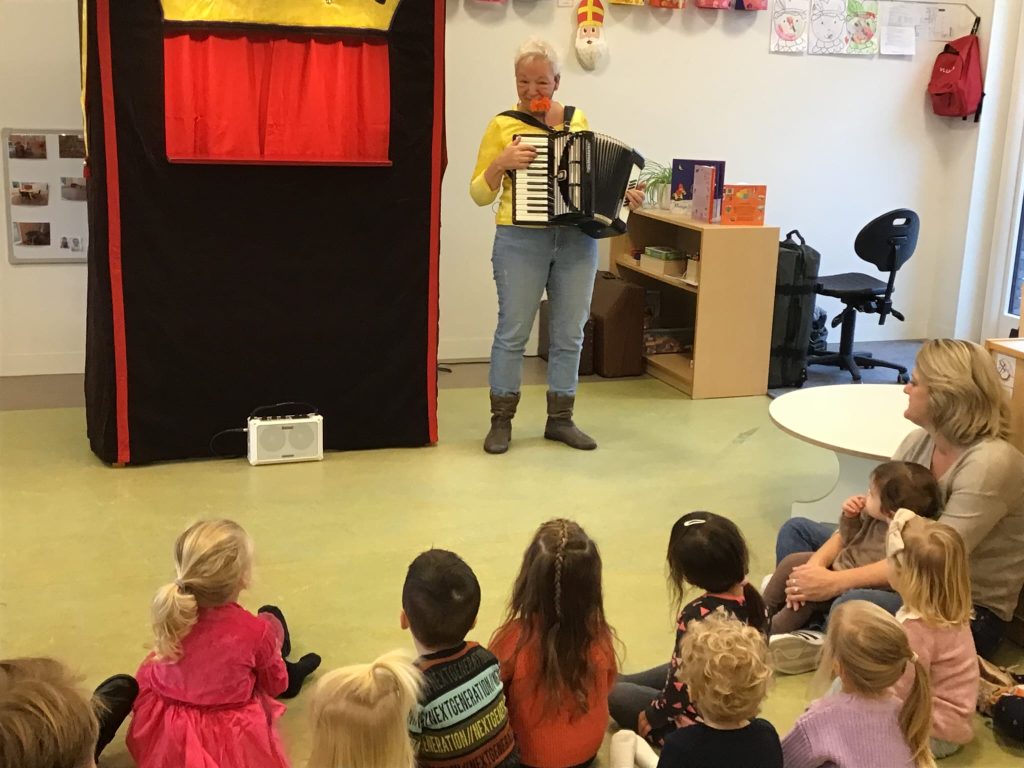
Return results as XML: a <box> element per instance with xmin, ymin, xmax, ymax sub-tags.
<box><xmin>641</xmin><ymin>253</ymin><xmax>684</xmax><ymax>276</ymax></box>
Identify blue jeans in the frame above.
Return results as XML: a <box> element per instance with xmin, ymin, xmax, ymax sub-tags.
<box><xmin>774</xmin><ymin>517</ymin><xmax>903</xmax><ymax>626</ymax></box>
<box><xmin>489</xmin><ymin>225</ymin><xmax>598</xmax><ymax>396</ymax></box>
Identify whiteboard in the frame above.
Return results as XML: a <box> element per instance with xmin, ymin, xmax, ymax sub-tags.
<box><xmin>4</xmin><ymin>127</ymin><xmax>88</xmax><ymax>265</ymax></box>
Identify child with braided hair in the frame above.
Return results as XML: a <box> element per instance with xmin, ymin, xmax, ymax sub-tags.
<box><xmin>490</xmin><ymin>519</ymin><xmax>618</xmax><ymax>768</ymax></box>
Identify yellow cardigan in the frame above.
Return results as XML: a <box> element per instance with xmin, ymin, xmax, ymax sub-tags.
<box><xmin>469</xmin><ymin>107</ymin><xmax>589</xmax><ymax>226</ymax></box>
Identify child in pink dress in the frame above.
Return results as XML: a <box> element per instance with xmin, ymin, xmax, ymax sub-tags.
<box><xmin>127</xmin><ymin>519</ymin><xmax>320</xmax><ymax>768</ymax></box>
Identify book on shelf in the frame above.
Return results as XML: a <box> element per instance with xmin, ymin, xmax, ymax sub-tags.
<box><xmin>670</xmin><ymin>158</ymin><xmax>725</xmax><ymax>215</ymax></box>
<box><xmin>721</xmin><ymin>184</ymin><xmax>767</xmax><ymax>226</ymax></box>
<box><xmin>690</xmin><ymin>165</ymin><xmax>717</xmax><ymax>223</ymax></box>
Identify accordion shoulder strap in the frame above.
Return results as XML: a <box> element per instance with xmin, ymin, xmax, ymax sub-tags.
<box><xmin>498</xmin><ymin>105</ymin><xmax>576</xmax><ymax>133</ymax></box>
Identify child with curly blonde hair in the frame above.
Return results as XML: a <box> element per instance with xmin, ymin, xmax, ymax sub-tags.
<box><xmin>611</xmin><ymin>612</ymin><xmax>780</xmax><ymax>768</ymax></box>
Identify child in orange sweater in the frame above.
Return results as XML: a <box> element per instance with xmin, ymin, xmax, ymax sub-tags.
<box><xmin>490</xmin><ymin>519</ymin><xmax>618</xmax><ymax>768</ymax></box>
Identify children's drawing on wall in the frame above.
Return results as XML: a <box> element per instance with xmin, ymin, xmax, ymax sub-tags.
<box><xmin>808</xmin><ymin>0</ymin><xmax>845</xmax><ymax>54</ymax></box>
<box><xmin>696</xmin><ymin>1</ymin><xmax>769</xmax><ymax>8</ymax></box>
<box><xmin>843</xmin><ymin>0</ymin><xmax>878</xmax><ymax>55</ymax></box>
<box><xmin>770</xmin><ymin>0</ymin><xmax>810</xmax><ymax>52</ymax></box>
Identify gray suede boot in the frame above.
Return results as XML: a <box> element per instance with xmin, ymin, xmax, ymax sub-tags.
<box><xmin>544</xmin><ymin>391</ymin><xmax>597</xmax><ymax>450</ymax></box>
<box><xmin>484</xmin><ymin>392</ymin><xmax>520</xmax><ymax>454</ymax></box>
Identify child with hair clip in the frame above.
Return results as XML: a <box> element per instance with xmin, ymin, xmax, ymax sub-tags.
<box><xmin>490</xmin><ymin>518</ymin><xmax>618</xmax><ymax>768</ymax></box>
<box><xmin>887</xmin><ymin>510</ymin><xmax>979</xmax><ymax>759</ymax></box>
<box><xmin>781</xmin><ymin>600</ymin><xmax>935</xmax><ymax>768</ymax></box>
<box><xmin>307</xmin><ymin>650</ymin><xmax>422</xmax><ymax>768</ymax></box>
<box><xmin>127</xmin><ymin>519</ymin><xmax>321</xmax><ymax>768</ymax></box>
<box><xmin>609</xmin><ymin>512</ymin><xmax>768</xmax><ymax>749</ymax></box>
<box><xmin>764</xmin><ymin>461</ymin><xmax>941</xmax><ymax>674</ymax></box>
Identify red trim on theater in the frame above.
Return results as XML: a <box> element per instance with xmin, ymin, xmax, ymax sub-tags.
<box><xmin>426</xmin><ymin>0</ymin><xmax>444</xmax><ymax>445</ymax></box>
<box><xmin>96</xmin><ymin>0</ymin><xmax>131</xmax><ymax>464</ymax></box>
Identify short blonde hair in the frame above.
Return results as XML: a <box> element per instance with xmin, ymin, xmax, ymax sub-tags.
<box><xmin>514</xmin><ymin>37</ymin><xmax>560</xmax><ymax>76</ymax></box>
<box><xmin>308</xmin><ymin>650</ymin><xmax>422</xmax><ymax>768</ymax></box>
<box><xmin>151</xmin><ymin>519</ymin><xmax>254</xmax><ymax>661</ymax></box>
<box><xmin>676</xmin><ymin>611</ymin><xmax>771</xmax><ymax>725</ymax></box>
<box><xmin>915</xmin><ymin>338</ymin><xmax>1009</xmax><ymax>445</ymax></box>
<box><xmin>822</xmin><ymin>602</ymin><xmax>935</xmax><ymax>768</ymax></box>
<box><xmin>890</xmin><ymin>517</ymin><xmax>972</xmax><ymax>628</ymax></box>
<box><xmin>0</xmin><ymin>658</ymin><xmax>97</xmax><ymax>768</ymax></box>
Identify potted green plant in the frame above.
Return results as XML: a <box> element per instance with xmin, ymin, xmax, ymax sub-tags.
<box><xmin>637</xmin><ymin>161</ymin><xmax>672</xmax><ymax>209</ymax></box>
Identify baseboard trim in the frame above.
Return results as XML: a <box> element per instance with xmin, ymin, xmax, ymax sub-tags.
<box><xmin>0</xmin><ymin>352</ymin><xmax>85</xmax><ymax>377</ymax></box>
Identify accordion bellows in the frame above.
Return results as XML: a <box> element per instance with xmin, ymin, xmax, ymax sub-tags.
<box><xmin>159</xmin><ymin>0</ymin><xmax>401</xmax><ymax>31</ymax></box>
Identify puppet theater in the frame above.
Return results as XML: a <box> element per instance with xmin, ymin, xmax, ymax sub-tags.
<box><xmin>83</xmin><ymin>0</ymin><xmax>444</xmax><ymax>465</ymax></box>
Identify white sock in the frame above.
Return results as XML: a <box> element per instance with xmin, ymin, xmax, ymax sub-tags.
<box><xmin>610</xmin><ymin>730</ymin><xmax>658</xmax><ymax>768</ymax></box>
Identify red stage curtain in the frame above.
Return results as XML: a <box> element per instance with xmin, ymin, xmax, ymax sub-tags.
<box><xmin>164</xmin><ymin>32</ymin><xmax>390</xmax><ymax>165</ymax></box>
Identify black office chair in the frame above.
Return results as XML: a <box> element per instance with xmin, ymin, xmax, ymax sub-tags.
<box><xmin>808</xmin><ymin>209</ymin><xmax>920</xmax><ymax>384</ymax></box>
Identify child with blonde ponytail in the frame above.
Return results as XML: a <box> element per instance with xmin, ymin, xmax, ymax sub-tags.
<box><xmin>308</xmin><ymin>650</ymin><xmax>422</xmax><ymax>768</ymax></box>
<box><xmin>781</xmin><ymin>600</ymin><xmax>934</xmax><ymax>768</ymax></box>
<box><xmin>887</xmin><ymin>511</ymin><xmax>979</xmax><ymax>759</ymax></box>
<box><xmin>127</xmin><ymin>519</ymin><xmax>321</xmax><ymax>768</ymax></box>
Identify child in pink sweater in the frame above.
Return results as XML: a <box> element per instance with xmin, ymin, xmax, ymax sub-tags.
<box><xmin>887</xmin><ymin>510</ymin><xmax>979</xmax><ymax>759</ymax></box>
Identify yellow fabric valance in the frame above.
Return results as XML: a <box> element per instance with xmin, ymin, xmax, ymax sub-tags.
<box><xmin>160</xmin><ymin>0</ymin><xmax>401</xmax><ymax>31</ymax></box>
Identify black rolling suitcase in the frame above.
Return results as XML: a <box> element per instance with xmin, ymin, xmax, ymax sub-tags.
<box><xmin>769</xmin><ymin>230</ymin><xmax>820</xmax><ymax>388</ymax></box>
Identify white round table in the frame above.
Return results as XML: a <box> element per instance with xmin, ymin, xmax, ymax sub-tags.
<box><xmin>769</xmin><ymin>384</ymin><xmax>918</xmax><ymax>521</ymax></box>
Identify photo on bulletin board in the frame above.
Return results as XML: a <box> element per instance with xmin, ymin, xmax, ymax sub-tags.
<box><xmin>3</xmin><ymin>128</ymin><xmax>88</xmax><ymax>264</ymax></box>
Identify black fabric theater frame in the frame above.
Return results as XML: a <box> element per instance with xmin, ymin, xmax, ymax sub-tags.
<box><xmin>83</xmin><ymin>0</ymin><xmax>444</xmax><ymax>464</ymax></box>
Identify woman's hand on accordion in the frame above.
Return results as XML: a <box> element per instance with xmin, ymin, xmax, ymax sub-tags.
<box><xmin>496</xmin><ymin>137</ymin><xmax>538</xmax><ymax>171</ymax></box>
<box><xmin>625</xmin><ymin>183</ymin><xmax>645</xmax><ymax>211</ymax></box>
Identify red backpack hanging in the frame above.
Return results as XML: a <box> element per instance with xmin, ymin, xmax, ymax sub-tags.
<box><xmin>928</xmin><ymin>19</ymin><xmax>984</xmax><ymax>121</ymax></box>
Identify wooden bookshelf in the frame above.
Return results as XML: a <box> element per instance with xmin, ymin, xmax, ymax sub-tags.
<box><xmin>611</xmin><ymin>208</ymin><xmax>779</xmax><ymax>399</ymax></box>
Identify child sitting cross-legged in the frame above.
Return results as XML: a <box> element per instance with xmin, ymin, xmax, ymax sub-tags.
<box><xmin>401</xmin><ymin>548</ymin><xmax>518</xmax><ymax>768</ymax></box>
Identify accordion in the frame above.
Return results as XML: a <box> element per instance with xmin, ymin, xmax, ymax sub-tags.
<box><xmin>511</xmin><ymin>131</ymin><xmax>645</xmax><ymax>239</ymax></box>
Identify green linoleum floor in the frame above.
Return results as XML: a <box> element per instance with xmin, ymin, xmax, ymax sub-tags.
<box><xmin>1</xmin><ymin>378</ymin><xmax>1021</xmax><ymax>766</ymax></box>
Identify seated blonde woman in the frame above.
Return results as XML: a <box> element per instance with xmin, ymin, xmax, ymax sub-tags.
<box><xmin>775</xmin><ymin>339</ymin><xmax>1024</xmax><ymax>660</ymax></box>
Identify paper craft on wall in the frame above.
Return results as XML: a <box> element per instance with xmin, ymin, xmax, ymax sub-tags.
<box><xmin>608</xmin><ymin>0</ymin><xmax>644</xmax><ymax>5</ymax></box>
<box><xmin>649</xmin><ymin>1</ymin><xmax>685</xmax><ymax>8</ymax></box>
<box><xmin>576</xmin><ymin>0</ymin><xmax>607</xmax><ymax>71</ymax></box>
<box><xmin>843</xmin><ymin>0</ymin><xmax>878</xmax><ymax>55</ymax></box>
<box><xmin>770</xmin><ymin>0</ymin><xmax>810</xmax><ymax>52</ymax></box>
<box><xmin>809</xmin><ymin>0</ymin><xmax>846</xmax><ymax>54</ymax></box>
<box><xmin>696</xmin><ymin>1</ymin><xmax>768</xmax><ymax>9</ymax></box>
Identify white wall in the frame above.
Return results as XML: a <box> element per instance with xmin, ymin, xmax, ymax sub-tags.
<box><xmin>440</xmin><ymin>0</ymin><xmax>1003</xmax><ymax>360</ymax></box>
<box><xmin>0</xmin><ymin>0</ymin><xmax>86</xmax><ymax>375</ymax></box>
<box><xmin>0</xmin><ymin>0</ymin><xmax>1013</xmax><ymax>374</ymax></box>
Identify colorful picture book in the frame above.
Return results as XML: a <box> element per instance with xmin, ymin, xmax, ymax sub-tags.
<box><xmin>721</xmin><ymin>184</ymin><xmax>767</xmax><ymax>226</ymax></box>
<box><xmin>690</xmin><ymin>165</ymin><xmax>717</xmax><ymax>223</ymax></box>
<box><xmin>670</xmin><ymin>158</ymin><xmax>726</xmax><ymax>213</ymax></box>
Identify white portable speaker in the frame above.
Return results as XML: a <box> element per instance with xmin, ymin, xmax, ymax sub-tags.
<box><xmin>247</xmin><ymin>414</ymin><xmax>324</xmax><ymax>466</ymax></box>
